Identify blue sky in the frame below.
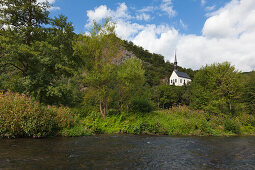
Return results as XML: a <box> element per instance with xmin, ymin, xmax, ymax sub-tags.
<box><xmin>47</xmin><ymin>0</ymin><xmax>255</xmax><ymax>72</ymax></box>
<box><xmin>50</xmin><ymin>0</ymin><xmax>231</xmax><ymax>35</ymax></box>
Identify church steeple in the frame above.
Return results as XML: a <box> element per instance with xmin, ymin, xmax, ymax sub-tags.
<box><xmin>174</xmin><ymin>50</ymin><xmax>178</xmax><ymax>71</ymax></box>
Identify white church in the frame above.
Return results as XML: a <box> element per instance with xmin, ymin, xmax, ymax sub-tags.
<box><xmin>169</xmin><ymin>53</ymin><xmax>191</xmax><ymax>86</ymax></box>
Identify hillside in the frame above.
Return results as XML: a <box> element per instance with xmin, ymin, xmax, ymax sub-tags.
<box><xmin>123</xmin><ymin>40</ymin><xmax>196</xmax><ymax>86</ymax></box>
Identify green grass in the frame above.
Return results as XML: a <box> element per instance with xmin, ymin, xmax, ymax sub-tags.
<box><xmin>66</xmin><ymin>106</ymin><xmax>255</xmax><ymax>137</ymax></box>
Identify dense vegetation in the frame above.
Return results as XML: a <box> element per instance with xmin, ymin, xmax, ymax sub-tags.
<box><xmin>0</xmin><ymin>0</ymin><xmax>255</xmax><ymax>138</ymax></box>
<box><xmin>0</xmin><ymin>91</ymin><xmax>74</xmax><ymax>138</ymax></box>
<box><xmin>63</xmin><ymin>106</ymin><xmax>255</xmax><ymax>137</ymax></box>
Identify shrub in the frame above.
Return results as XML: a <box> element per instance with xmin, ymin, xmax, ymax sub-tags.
<box><xmin>224</xmin><ymin>119</ymin><xmax>241</xmax><ymax>134</ymax></box>
<box><xmin>61</xmin><ymin>125</ymin><xmax>92</xmax><ymax>137</ymax></box>
<box><xmin>50</xmin><ymin>106</ymin><xmax>75</xmax><ymax>129</ymax></box>
<box><xmin>0</xmin><ymin>92</ymin><xmax>74</xmax><ymax>138</ymax></box>
<box><xmin>130</xmin><ymin>98</ymin><xmax>154</xmax><ymax>113</ymax></box>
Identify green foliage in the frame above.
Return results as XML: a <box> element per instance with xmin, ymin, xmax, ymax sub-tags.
<box><xmin>151</xmin><ymin>84</ymin><xmax>192</xmax><ymax>109</ymax></box>
<box><xmin>66</xmin><ymin>106</ymin><xmax>255</xmax><ymax>137</ymax></box>
<box><xmin>61</xmin><ymin>125</ymin><xmax>92</xmax><ymax>137</ymax></box>
<box><xmin>123</xmin><ymin>40</ymin><xmax>196</xmax><ymax>86</ymax></box>
<box><xmin>0</xmin><ymin>92</ymin><xmax>75</xmax><ymax>138</ymax></box>
<box><xmin>242</xmin><ymin>71</ymin><xmax>255</xmax><ymax>114</ymax></box>
<box><xmin>0</xmin><ymin>0</ymin><xmax>80</xmax><ymax>106</ymax></box>
<box><xmin>74</xmin><ymin>20</ymin><xmax>147</xmax><ymax>117</ymax></box>
<box><xmin>191</xmin><ymin>62</ymin><xmax>242</xmax><ymax>115</ymax></box>
<box><xmin>73</xmin><ymin>20</ymin><xmax>124</xmax><ymax>118</ymax></box>
<box><xmin>116</xmin><ymin>57</ymin><xmax>145</xmax><ymax>110</ymax></box>
<box><xmin>224</xmin><ymin>119</ymin><xmax>241</xmax><ymax>134</ymax></box>
<box><xmin>130</xmin><ymin>98</ymin><xmax>154</xmax><ymax>113</ymax></box>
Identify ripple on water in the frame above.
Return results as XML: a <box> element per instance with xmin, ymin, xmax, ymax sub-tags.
<box><xmin>0</xmin><ymin>135</ymin><xmax>255</xmax><ymax>169</ymax></box>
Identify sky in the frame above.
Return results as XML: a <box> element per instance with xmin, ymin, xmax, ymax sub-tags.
<box><xmin>46</xmin><ymin>0</ymin><xmax>255</xmax><ymax>72</ymax></box>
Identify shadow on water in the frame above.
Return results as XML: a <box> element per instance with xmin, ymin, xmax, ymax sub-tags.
<box><xmin>0</xmin><ymin>135</ymin><xmax>255</xmax><ymax>169</ymax></box>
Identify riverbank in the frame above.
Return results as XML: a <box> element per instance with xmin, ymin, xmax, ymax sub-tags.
<box><xmin>1</xmin><ymin>92</ymin><xmax>255</xmax><ymax>138</ymax></box>
<box><xmin>62</xmin><ymin>106</ymin><xmax>255</xmax><ymax>137</ymax></box>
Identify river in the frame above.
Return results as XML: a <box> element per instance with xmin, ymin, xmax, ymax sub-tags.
<box><xmin>0</xmin><ymin>135</ymin><xmax>255</xmax><ymax>169</ymax></box>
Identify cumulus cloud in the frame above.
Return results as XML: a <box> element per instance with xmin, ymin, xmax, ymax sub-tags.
<box><xmin>85</xmin><ymin>0</ymin><xmax>255</xmax><ymax>71</ymax></box>
<box><xmin>177</xmin><ymin>0</ymin><xmax>255</xmax><ymax>71</ymax></box>
<box><xmin>86</xmin><ymin>3</ymin><xmax>131</xmax><ymax>28</ymax></box>
<box><xmin>133</xmin><ymin>25</ymin><xmax>179</xmax><ymax>57</ymax></box>
<box><xmin>160</xmin><ymin>0</ymin><xmax>176</xmax><ymax>18</ymax></box>
<box><xmin>136</xmin><ymin>13</ymin><xmax>151</xmax><ymax>21</ymax></box>
<box><xmin>37</xmin><ymin>0</ymin><xmax>60</xmax><ymax>10</ymax></box>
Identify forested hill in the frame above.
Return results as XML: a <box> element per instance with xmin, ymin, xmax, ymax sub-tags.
<box><xmin>123</xmin><ymin>40</ymin><xmax>196</xmax><ymax>86</ymax></box>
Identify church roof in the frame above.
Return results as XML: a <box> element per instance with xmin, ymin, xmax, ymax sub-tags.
<box><xmin>175</xmin><ymin>71</ymin><xmax>191</xmax><ymax>79</ymax></box>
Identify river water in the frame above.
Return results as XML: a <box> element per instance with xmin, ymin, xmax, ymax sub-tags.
<box><xmin>0</xmin><ymin>135</ymin><xmax>255</xmax><ymax>169</ymax></box>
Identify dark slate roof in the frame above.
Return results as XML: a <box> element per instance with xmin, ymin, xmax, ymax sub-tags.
<box><xmin>175</xmin><ymin>71</ymin><xmax>191</xmax><ymax>79</ymax></box>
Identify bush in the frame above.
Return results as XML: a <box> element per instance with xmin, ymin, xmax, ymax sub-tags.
<box><xmin>51</xmin><ymin>106</ymin><xmax>75</xmax><ymax>129</ymax></box>
<box><xmin>130</xmin><ymin>98</ymin><xmax>154</xmax><ymax>113</ymax></box>
<box><xmin>224</xmin><ymin>119</ymin><xmax>241</xmax><ymax>134</ymax></box>
<box><xmin>0</xmin><ymin>92</ymin><xmax>74</xmax><ymax>138</ymax></box>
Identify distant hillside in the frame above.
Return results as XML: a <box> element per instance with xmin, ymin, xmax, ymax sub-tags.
<box><xmin>123</xmin><ymin>40</ymin><xmax>196</xmax><ymax>86</ymax></box>
<box><xmin>241</xmin><ymin>71</ymin><xmax>255</xmax><ymax>81</ymax></box>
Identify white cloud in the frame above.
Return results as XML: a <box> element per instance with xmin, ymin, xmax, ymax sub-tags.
<box><xmin>138</xmin><ymin>6</ymin><xmax>155</xmax><ymax>13</ymax></box>
<box><xmin>133</xmin><ymin>25</ymin><xmax>179</xmax><ymax>57</ymax></box>
<box><xmin>37</xmin><ymin>0</ymin><xmax>60</xmax><ymax>10</ymax></box>
<box><xmin>86</xmin><ymin>3</ymin><xmax>132</xmax><ymax>28</ymax></box>
<box><xmin>201</xmin><ymin>0</ymin><xmax>206</xmax><ymax>6</ymax></box>
<box><xmin>136</xmin><ymin>13</ymin><xmax>151</xmax><ymax>21</ymax></box>
<box><xmin>205</xmin><ymin>5</ymin><xmax>216</xmax><ymax>11</ymax></box>
<box><xmin>37</xmin><ymin>0</ymin><xmax>56</xmax><ymax>3</ymax></box>
<box><xmin>160</xmin><ymin>0</ymin><xmax>176</xmax><ymax>18</ymax></box>
<box><xmin>87</xmin><ymin>5</ymin><xmax>109</xmax><ymax>23</ymax></box>
<box><xmin>177</xmin><ymin>0</ymin><xmax>255</xmax><ymax>71</ymax></box>
<box><xmin>179</xmin><ymin>19</ymin><xmax>188</xmax><ymax>30</ymax></box>
<box><xmin>49</xmin><ymin>6</ymin><xmax>60</xmax><ymax>11</ymax></box>
<box><xmin>115</xmin><ymin>20</ymin><xmax>145</xmax><ymax>39</ymax></box>
<box><xmin>85</xmin><ymin>0</ymin><xmax>255</xmax><ymax>72</ymax></box>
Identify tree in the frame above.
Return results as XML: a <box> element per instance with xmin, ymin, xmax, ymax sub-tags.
<box><xmin>242</xmin><ymin>71</ymin><xmax>255</xmax><ymax>114</ymax></box>
<box><xmin>116</xmin><ymin>57</ymin><xmax>145</xmax><ymax>111</ymax></box>
<box><xmin>0</xmin><ymin>0</ymin><xmax>80</xmax><ymax>105</ymax></box>
<box><xmin>0</xmin><ymin>0</ymin><xmax>49</xmax><ymax>75</ymax></box>
<box><xmin>152</xmin><ymin>85</ymin><xmax>188</xmax><ymax>109</ymax></box>
<box><xmin>73</xmin><ymin>20</ymin><xmax>123</xmax><ymax>118</ymax></box>
<box><xmin>191</xmin><ymin>62</ymin><xmax>242</xmax><ymax>115</ymax></box>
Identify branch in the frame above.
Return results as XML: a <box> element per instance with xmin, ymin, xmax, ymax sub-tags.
<box><xmin>1</xmin><ymin>63</ymin><xmax>25</xmax><ymax>74</ymax></box>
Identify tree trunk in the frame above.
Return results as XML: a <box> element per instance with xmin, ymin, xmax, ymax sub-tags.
<box><xmin>103</xmin><ymin>98</ymin><xmax>107</xmax><ymax>119</ymax></box>
<box><xmin>99</xmin><ymin>101</ymin><xmax>104</xmax><ymax>117</ymax></box>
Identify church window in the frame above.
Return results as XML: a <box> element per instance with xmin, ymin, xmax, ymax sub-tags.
<box><xmin>175</xmin><ymin>79</ymin><xmax>177</xmax><ymax>83</ymax></box>
<box><xmin>171</xmin><ymin>80</ymin><xmax>172</xmax><ymax>84</ymax></box>
<box><xmin>184</xmin><ymin>80</ymin><xmax>186</xmax><ymax>84</ymax></box>
<box><xmin>180</xmin><ymin>79</ymin><xmax>182</xmax><ymax>83</ymax></box>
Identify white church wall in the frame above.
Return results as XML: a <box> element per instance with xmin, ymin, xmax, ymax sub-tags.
<box><xmin>169</xmin><ymin>72</ymin><xmax>191</xmax><ymax>86</ymax></box>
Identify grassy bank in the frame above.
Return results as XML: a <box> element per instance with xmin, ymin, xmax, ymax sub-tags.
<box><xmin>1</xmin><ymin>92</ymin><xmax>255</xmax><ymax>138</ymax></box>
<box><xmin>62</xmin><ymin>106</ymin><xmax>255</xmax><ymax>137</ymax></box>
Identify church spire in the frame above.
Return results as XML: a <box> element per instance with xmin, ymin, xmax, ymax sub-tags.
<box><xmin>174</xmin><ymin>50</ymin><xmax>178</xmax><ymax>71</ymax></box>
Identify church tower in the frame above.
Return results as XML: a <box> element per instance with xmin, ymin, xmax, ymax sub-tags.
<box><xmin>174</xmin><ymin>51</ymin><xmax>178</xmax><ymax>71</ymax></box>
<box><xmin>169</xmin><ymin>51</ymin><xmax>192</xmax><ymax>86</ymax></box>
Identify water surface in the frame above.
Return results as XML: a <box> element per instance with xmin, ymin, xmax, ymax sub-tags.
<box><xmin>1</xmin><ymin>135</ymin><xmax>255</xmax><ymax>169</ymax></box>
